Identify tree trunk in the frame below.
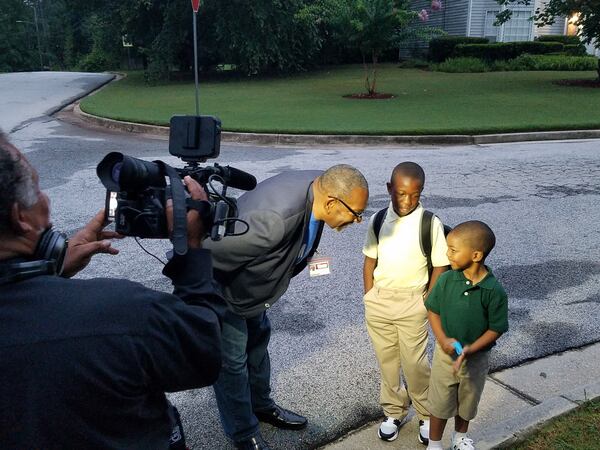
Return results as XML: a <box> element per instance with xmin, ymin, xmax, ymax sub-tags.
<box><xmin>370</xmin><ymin>50</ymin><xmax>378</xmax><ymax>95</ymax></box>
<box><xmin>597</xmin><ymin>58</ymin><xmax>600</xmax><ymax>82</ymax></box>
<box><xmin>362</xmin><ymin>53</ymin><xmax>371</xmax><ymax>95</ymax></box>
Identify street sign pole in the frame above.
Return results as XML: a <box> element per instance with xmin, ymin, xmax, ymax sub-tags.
<box><xmin>32</xmin><ymin>4</ymin><xmax>43</xmax><ymax>70</ymax></box>
<box><xmin>191</xmin><ymin>0</ymin><xmax>200</xmax><ymax>115</ymax></box>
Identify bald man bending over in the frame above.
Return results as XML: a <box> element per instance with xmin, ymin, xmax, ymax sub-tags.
<box><xmin>204</xmin><ymin>166</ymin><xmax>369</xmax><ymax>450</ymax></box>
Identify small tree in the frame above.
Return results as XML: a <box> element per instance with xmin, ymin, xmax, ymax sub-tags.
<box><xmin>496</xmin><ymin>0</ymin><xmax>600</xmax><ymax>80</ymax></box>
<box><xmin>315</xmin><ymin>0</ymin><xmax>442</xmax><ymax>96</ymax></box>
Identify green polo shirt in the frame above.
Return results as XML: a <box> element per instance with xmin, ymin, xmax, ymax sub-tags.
<box><xmin>425</xmin><ymin>268</ymin><xmax>508</xmax><ymax>349</ymax></box>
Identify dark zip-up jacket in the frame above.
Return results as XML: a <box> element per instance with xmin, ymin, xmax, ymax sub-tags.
<box><xmin>0</xmin><ymin>249</ymin><xmax>223</xmax><ymax>450</ymax></box>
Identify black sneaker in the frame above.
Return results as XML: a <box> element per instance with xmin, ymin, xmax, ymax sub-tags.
<box><xmin>378</xmin><ymin>417</ymin><xmax>403</xmax><ymax>441</ymax></box>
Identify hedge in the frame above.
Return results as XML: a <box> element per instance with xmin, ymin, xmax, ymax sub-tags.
<box><xmin>537</xmin><ymin>35</ymin><xmax>587</xmax><ymax>56</ymax></box>
<box><xmin>563</xmin><ymin>44</ymin><xmax>588</xmax><ymax>56</ymax></box>
<box><xmin>536</xmin><ymin>35</ymin><xmax>582</xmax><ymax>45</ymax></box>
<box><xmin>503</xmin><ymin>54</ymin><xmax>599</xmax><ymax>71</ymax></box>
<box><xmin>432</xmin><ymin>57</ymin><xmax>489</xmax><ymax>72</ymax></box>
<box><xmin>428</xmin><ymin>36</ymin><xmax>489</xmax><ymax>62</ymax></box>
<box><xmin>454</xmin><ymin>42</ymin><xmax>564</xmax><ymax>61</ymax></box>
<box><xmin>432</xmin><ymin>54</ymin><xmax>599</xmax><ymax>72</ymax></box>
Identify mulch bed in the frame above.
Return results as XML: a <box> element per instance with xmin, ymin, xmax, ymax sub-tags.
<box><xmin>554</xmin><ymin>79</ymin><xmax>600</xmax><ymax>88</ymax></box>
<box><xmin>343</xmin><ymin>93</ymin><xmax>395</xmax><ymax>99</ymax></box>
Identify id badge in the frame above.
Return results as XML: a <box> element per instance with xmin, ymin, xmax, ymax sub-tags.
<box><xmin>308</xmin><ymin>257</ymin><xmax>331</xmax><ymax>277</ymax></box>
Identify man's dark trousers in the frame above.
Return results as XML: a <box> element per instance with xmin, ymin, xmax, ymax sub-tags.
<box><xmin>214</xmin><ymin>310</ymin><xmax>275</xmax><ymax>442</ymax></box>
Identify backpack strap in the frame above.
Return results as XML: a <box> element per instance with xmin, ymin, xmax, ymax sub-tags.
<box><xmin>420</xmin><ymin>210</ymin><xmax>434</xmax><ymax>275</ymax></box>
<box><xmin>373</xmin><ymin>207</ymin><xmax>388</xmax><ymax>244</ymax></box>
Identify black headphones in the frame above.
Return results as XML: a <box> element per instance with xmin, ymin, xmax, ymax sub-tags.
<box><xmin>0</xmin><ymin>228</ymin><xmax>68</xmax><ymax>285</ymax></box>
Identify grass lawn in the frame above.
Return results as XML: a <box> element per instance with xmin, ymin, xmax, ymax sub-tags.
<box><xmin>80</xmin><ymin>64</ymin><xmax>600</xmax><ymax>135</ymax></box>
<box><xmin>514</xmin><ymin>399</ymin><xmax>600</xmax><ymax>450</ymax></box>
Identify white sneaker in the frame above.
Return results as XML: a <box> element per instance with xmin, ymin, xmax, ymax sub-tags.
<box><xmin>453</xmin><ymin>437</ymin><xmax>475</xmax><ymax>450</ymax></box>
<box><xmin>418</xmin><ymin>419</ymin><xmax>430</xmax><ymax>445</ymax></box>
<box><xmin>378</xmin><ymin>417</ymin><xmax>403</xmax><ymax>441</ymax></box>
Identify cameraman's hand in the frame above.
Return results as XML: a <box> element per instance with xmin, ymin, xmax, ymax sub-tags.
<box><xmin>62</xmin><ymin>210</ymin><xmax>122</xmax><ymax>278</ymax></box>
<box><xmin>166</xmin><ymin>176</ymin><xmax>209</xmax><ymax>249</ymax></box>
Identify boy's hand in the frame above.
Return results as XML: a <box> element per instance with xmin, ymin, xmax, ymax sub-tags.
<box><xmin>442</xmin><ymin>338</ymin><xmax>459</xmax><ymax>355</ymax></box>
<box><xmin>452</xmin><ymin>345</ymin><xmax>471</xmax><ymax>373</ymax></box>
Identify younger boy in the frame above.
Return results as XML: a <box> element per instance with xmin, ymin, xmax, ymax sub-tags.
<box><xmin>424</xmin><ymin>221</ymin><xmax>508</xmax><ymax>450</ymax></box>
<box><xmin>362</xmin><ymin>162</ymin><xmax>450</xmax><ymax>445</ymax></box>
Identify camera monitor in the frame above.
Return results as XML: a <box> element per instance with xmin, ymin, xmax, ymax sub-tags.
<box><xmin>169</xmin><ymin>115</ymin><xmax>221</xmax><ymax>162</ymax></box>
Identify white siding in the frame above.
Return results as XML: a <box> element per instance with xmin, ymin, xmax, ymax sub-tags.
<box><xmin>534</xmin><ymin>0</ymin><xmax>567</xmax><ymax>37</ymax></box>
<box><xmin>399</xmin><ymin>0</ymin><xmax>469</xmax><ymax>57</ymax></box>
<box><xmin>408</xmin><ymin>0</ymin><xmax>469</xmax><ymax>34</ymax></box>
<box><xmin>400</xmin><ymin>0</ymin><xmax>578</xmax><ymax>56</ymax></box>
<box><xmin>535</xmin><ymin>17</ymin><xmax>566</xmax><ymax>37</ymax></box>
<box><xmin>469</xmin><ymin>0</ymin><xmax>568</xmax><ymax>41</ymax></box>
<box><xmin>468</xmin><ymin>0</ymin><xmax>503</xmax><ymax>38</ymax></box>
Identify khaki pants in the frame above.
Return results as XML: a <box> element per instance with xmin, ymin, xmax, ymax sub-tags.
<box><xmin>364</xmin><ymin>285</ymin><xmax>431</xmax><ymax>421</ymax></box>
<box><xmin>428</xmin><ymin>343</ymin><xmax>489</xmax><ymax>421</ymax></box>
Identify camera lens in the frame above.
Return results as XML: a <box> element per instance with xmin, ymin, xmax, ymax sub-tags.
<box><xmin>119</xmin><ymin>157</ymin><xmax>164</xmax><ymax>191</ymax></box>
<box><xmin>97</xmin><ymin>152</ymin><xmax>165</xmax><ymax>192</ymax></box>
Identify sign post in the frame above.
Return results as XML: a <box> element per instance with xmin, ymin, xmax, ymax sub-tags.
<box><xmin>191</xmin><ymin>0</ymin><xmax>201</xmax><ymax>115</ymax></box>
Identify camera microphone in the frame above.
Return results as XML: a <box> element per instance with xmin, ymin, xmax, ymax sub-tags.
<box><xmin>209</xmin><ymin>165</ymin><xmax>257</xmax><ymax>191</ymax></box>
<box><xmin>220</xmin><ymin>166</ymin><xmax>257</xmax><ymax>191</ymax></box>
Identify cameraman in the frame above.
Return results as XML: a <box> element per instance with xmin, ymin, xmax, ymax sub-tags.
<box><xmin>0</xmin><ymin>131</ymin><xmax>223</xmax><ymax>449</ymax></box>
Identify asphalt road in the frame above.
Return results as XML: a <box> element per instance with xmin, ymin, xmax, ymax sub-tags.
<box><xmin>2</xmin><ymin>73</ymin><xmax>600</xmax><ymax>449</ymax></box>
<box><xmin>0</xmin><ymin>71</ymin><xmax>114</xmax><ymax>133</ymax></box>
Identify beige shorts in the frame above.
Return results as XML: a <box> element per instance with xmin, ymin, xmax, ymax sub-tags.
<box><xmin>428</xmin><ymin>343</ymin><xmax>489</xmax><ymax>421</ymax></box>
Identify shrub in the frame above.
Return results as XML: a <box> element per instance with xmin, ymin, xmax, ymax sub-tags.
<box><xmin>505</xmin><ymin>54</ymin><xmax>598</xmax><ymax>71</ymax></box>
<box><xmin>536</xmin><ymin>35</ymin><xmax>582</xmax><ymax>45</ymax></box>
<box><xmin>398</xmin><ymin>58</ymin><xmax>430</xmax><ymax>68</ymax></box>
<box><xmin>454</xmin><ymin>41</ymin><xmax>564</xmax><ymax>61</ymax></box>
<box><xmin>563</xmin><ymin>44</ymin><xmax>587</xmax><ymax>56</ymax></box>
<box><xmin>428</xmin><ymin>36</ymin><xmax>489</xmax><ymax>62</ymax></box>
<box><xmin>536</xmin><ymin>35</ymin><xmax>587</xmax><ymax>56</ymax></box>
<box><xmin>504</xmin><ymin>54</ymin><xmax>538</xmax><ymax>70</ymax></box>
<box><xmin>431</xmin><ymin>54</ymin><xmax>598</xmax><ymax>72</ymax></box>
<box><xmin>77</xmin><ymin>50</ymin><xmax>111</xmax><ymax>72</ymax></box>
<box><xmin>432</xmin><ymin>57</ymin><xmax>490</xmax><ymax>72</ymax></box>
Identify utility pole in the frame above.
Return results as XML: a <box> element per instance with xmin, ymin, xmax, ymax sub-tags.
<box><xmin>191</xmin><ymin>0</ymin><xmax>201</xmax><ymax>115</ymax></box>
<box><xmin>16</xmin><ymin>4</ymin><xmax>43</xmax><ymax>71</ymax></box>
<box><xmin>32</xmin><ymin>3</ymin><xmax>43</xmax><ymax>70</ymax></box>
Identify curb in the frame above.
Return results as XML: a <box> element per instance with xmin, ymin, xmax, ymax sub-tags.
<box><xmin>474</xmin><ymin>381</ymin><xmax>600</xmax><ymax>449</ymax></box>
<box><xmin>45</xmin><ymin>74</ymin><xmax>116</xmax><ymax>120</ymax></box>
<box><xmin>73</xmin><ymin>104</ymin><xmax>600</xmax><ymax>147</ymax></box>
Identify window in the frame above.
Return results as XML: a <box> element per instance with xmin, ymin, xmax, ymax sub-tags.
<box><xmin>502</xmin><ymin>10</ymin><xmax>533</xmax><ymax>42</ymax></box>
<box><xmin>484</xmin><ymin>11</ymin><xmax>501</xmax><ymax>42</ymax></box>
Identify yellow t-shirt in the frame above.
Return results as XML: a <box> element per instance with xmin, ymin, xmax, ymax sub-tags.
<box><xmin>362</xmin><ymin>203</ymin><xmax>450</xmax><ymax>290</ymax></box>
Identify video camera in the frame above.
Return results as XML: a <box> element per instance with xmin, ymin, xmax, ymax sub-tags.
<box><xmin>96</xmin><ymin>116</ymin><xmax>256</xmax><ymax>252</ymax></box>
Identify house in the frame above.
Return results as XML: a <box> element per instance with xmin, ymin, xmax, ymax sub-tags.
<box><xmin>405</xmin><ymin>0</ymin><xmax>599</xmax><ymax>56</ymax></box>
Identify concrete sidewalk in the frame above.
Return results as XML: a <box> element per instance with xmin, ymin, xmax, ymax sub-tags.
<box><xmin>319</xmin><ymin>342</ymin><xmax>600</xmax><ymax>450</ymax></box>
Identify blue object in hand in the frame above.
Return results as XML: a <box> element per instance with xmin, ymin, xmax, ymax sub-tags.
<box><xmin>453</xmin><ymin>341</ymin><xmax>463</xmax><ymax>356</ymax></box>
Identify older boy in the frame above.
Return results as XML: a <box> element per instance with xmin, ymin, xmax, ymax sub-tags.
<box><xmin>425</xmin><ymin>221</ymin><xmax>508</xmax><ymax>450</ymax></box>
<box><xmin>363</xmin><ymin>162</ymin><xmax>449</xmax><ymax>445</ymax></box>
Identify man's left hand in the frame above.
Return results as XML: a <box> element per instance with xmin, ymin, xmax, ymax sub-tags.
<box><xmin>62</xmin><ymin>210</ymin><xmax>122</xmax><ymax>278</ymax></box>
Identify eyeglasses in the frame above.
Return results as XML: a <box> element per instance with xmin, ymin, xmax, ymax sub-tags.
<box><xmin>329</xmin><ymin>196</ymin><xmax>363</xmax><ymax>222</ymax></box>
